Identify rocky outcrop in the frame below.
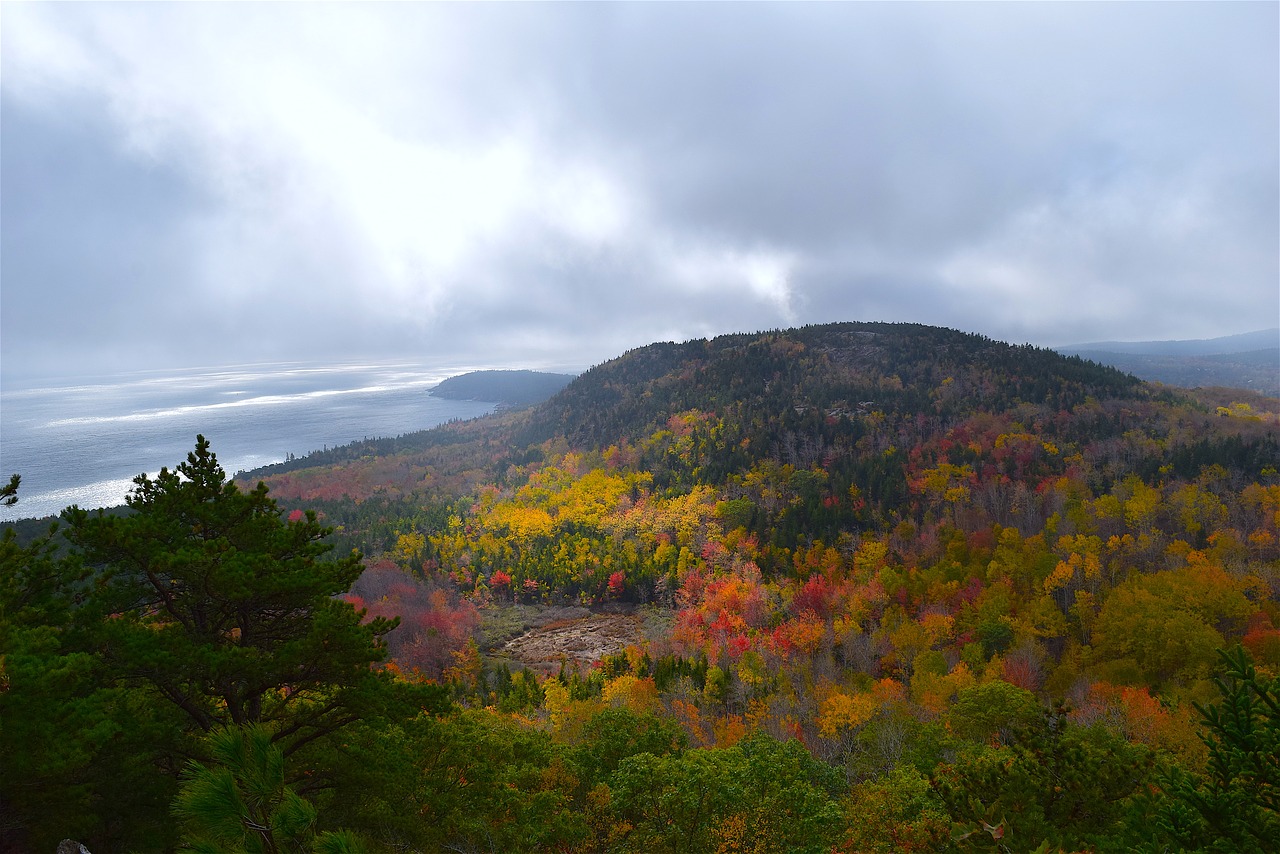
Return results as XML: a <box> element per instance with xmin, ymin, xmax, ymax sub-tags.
<box><xmin>502</xmin><ymin>612</ymin><xmax>645</xmax><ymax>675</ymax></box>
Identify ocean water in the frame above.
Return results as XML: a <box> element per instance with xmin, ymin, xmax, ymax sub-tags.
<box><xmin>0</xmin><ymin>361</ymin><xmax>498</xmax><ymax>521</ymax></box>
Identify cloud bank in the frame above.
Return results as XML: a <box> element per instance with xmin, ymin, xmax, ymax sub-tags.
<box><xmin>2</xmin><ymin>3</ymin><xmax>1276</xmax><ymax>379</ymax></box>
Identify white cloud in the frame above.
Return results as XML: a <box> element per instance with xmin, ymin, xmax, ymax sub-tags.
<box><xmin>665</xmin><ymin>244</ymin><xmax>799</xmax><ymax>321</ymax></box>
<box><xmin>2</xmin><ymin>6</ymin><xmax>641</xmax><ymax>318</ymax></box>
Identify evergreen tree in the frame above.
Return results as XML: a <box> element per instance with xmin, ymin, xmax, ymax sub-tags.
<box><xmin>3</xmin><ymin>439</ymin><xmax>445</xmax><ymax>850</ymax></box>
<box><xmin>174</xmin><ymin>725</ymin><xmax>368</xmax><ymax>854</ymax></box>
<box><xmin>1158</xmin><ymin>646</ymin><xmax>1280</xmax><ymax>852</ymax></box>
<box><xmin>1</xmin><ymin>479</ymin><xmax>184</xmax><ymax>850</ymax></box>
<box><xmin>1</xmin><ymin>473</ymin><xmax>19</xmax><ymax>506</ymax></box>
<box><xmin>62</xmin><ymin>436</ymin><xmax>399</xmax><ymax>756</ymax></box>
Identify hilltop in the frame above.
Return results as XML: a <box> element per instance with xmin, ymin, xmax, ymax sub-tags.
<box><xmin>210</xmin><ymin>320</ymin><xmax>1275</xmax><ymax>635</ymax></box>
<box><xmin>255</xmin><ymin>321</ymin><xmax>1276</xmax><ymax>548</ymax></box>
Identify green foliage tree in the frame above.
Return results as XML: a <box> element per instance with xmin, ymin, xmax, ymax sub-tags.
<box><xmin>934</xmin><ymin>701</ymin><xmax>1155</xmax><ymax>852</ymax></box>
<box><xmin>174</xmin><ymin>724</ymin><xmax>368</xmax><ymax>854</ymax></box>
<box><xmin>1</xmin><ymin>483</ymin><xmax>184</xmax><ymax>850</ymax></box>
<box><xmin>948</xmin><ymin>681</ymin><xmax>1042</xmax><ymax>744</ymax></box>
<box><xmin>1</xmin><ymin>438</ymin><xmax>439</xmax><ymax>851</ymax></box>
<box><xmin>608</xmin><ymin>733</ymin><xmax>843</xmax><ymax>854</ymax></box>
<box><xmin>576</xmin><ymin>706</ymin><xmax>688</xmax><ymax>786</ymax></box>
<box><xmin>62</xmin><ymin>436</ymin><xmax>398</xmax><ymax>756</ymax></box>
<box><xmin>837</xmin><ymin>766</ymin><xmax>950</xmax><ymax>853</ymax></box>
<box><xmin>1</xmin><ymin>473</ymin><xmax>18</xmax><ymax>506</ymax></box>
<box><xmin>321</xmin><ymin>708</ymin><xmax>586</xmax><ymax>853</ymax></box>
<box><xmin>1157</xmin><ymin>646</ymin><xmax>1280</xmax><ymax>852</ymax></box>
<box><xmin>1090</xmin><ymin>565</ymin><xmax>1252</xmax><ymax>688</ymax></box>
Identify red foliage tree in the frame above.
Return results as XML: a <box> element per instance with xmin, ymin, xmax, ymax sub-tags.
<box><xmin>348</xmin><ymin>564</ymin><xmax>480</xmax><ymax>681</ymax></box>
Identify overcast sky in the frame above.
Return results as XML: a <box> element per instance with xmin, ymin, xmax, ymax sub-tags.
<box><xmin>2</xmin><ymin>2</ymin><xmax>1277</xmax><ymax>381</ymax></box>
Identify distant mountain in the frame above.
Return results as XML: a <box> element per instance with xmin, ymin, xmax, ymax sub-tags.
<box><xmin>429</xmin><ymin>369</ymin><xmax>577</xmax><ymax>406</ymax></box>
<box><xmin>1056</xmin><ymin>329</ymin><xmax>1279</xmax><ymax>395</ymax></box>
<box><xmin>1058</xmin><ymin>328</ymin><xmax>1278</xmax><ymax>357</ymax></box>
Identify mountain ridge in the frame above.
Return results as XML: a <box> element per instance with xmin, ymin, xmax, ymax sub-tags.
<box><xmin>1055</xmin><ymin>329</ymin><xmax>1279</xmax><ymax>394</ymax></box>
<box><xmin>1056</xmin><ymin>328</ymin><xmax>1278</xmax><ymax>356</ymax></box>
<box><xmin>244</xmin><ymin>321</ymin><xmax>1277</xmax><ymax>561</ymax></box>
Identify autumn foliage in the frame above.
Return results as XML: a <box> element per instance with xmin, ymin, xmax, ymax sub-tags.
<box><xmin>11</xmin><ymin>324</ymin><xmax>1271</xmax><ymax>851</ymax></box>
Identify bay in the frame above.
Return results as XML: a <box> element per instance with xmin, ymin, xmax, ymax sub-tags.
<box><xmin>0</xmin><ymin>361</ymin><xmax>499</xmax><ymax>521</ymax></box>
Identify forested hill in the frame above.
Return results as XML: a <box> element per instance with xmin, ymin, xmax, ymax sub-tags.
<box><xmin>255</xmin><ymin>320</ymin><xmax>1277</xmax><ymax>562</ymax></box>
<box><xmin>236</xmin><ymin>320</ymin><xmax>1277</xmax><ymax>852</ymax></box>
<box><xmin>525</xmin><ymin>322</ymin><xmax>1140</xmax><ymax>449</ymax></box>
<box><xmin>6</xmin><ymin>321</ymin><xmax>1280</xmax><ymax>852</ymax></box>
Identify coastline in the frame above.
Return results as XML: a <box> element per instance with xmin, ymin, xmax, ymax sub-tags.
<box><xmin>0</xmin><ymin>362</ymin><xmax>499</xmax><ymax>522</ymax></box>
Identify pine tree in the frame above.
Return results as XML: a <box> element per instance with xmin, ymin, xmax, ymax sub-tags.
<box><xmin>63</xmin><ymin>436</ymin><xmax>399</xmax><ymax>755</ymax></box>
<box><xmin>174</xmin><ymin>725</ymin><xmax>369</xmax><ymax>854</ymax></box>
<box><xmin>1</xmin><ymin>473</ymin><xmax>19</xmax><ymax>506</ymax></box>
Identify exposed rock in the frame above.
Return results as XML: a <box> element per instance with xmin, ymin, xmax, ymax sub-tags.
<box><xmin>502</xmin><ymin>612</ymin><xmax>646</xmax><ymax>676</ymax></box>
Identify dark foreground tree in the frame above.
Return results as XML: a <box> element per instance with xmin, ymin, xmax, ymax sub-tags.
<box><xmin>174</xmin><ymin>725</ymin><xmax>368</xmax><ymax>854</ymax></box>
<box><xmin>63</xmin><ymin>436</ymin><xmax>398</xmax><ymax>756</ymax></box>
<box><xmin>2</xmin><ymin>437</ymin><xmax>440</xmax><ymax>852</ymax></box>
<box><xmin>1</xmin><ymin>477</ymin><xmax>186</xmax><ymax>850</ymax></box>
<box><xmin>1</xmin><ymin>473</ymin><xmax>18</xmax><ymax>506</ymax></box>
<box><xmin>934</xmin><ymin>700</ymin><xmax>1155</xmax><ymax>852</ymax></box>
<box><xmin>1158</xmin><ymin>646</ymin><xmax>1280</xmax><ymax>852</ymax></box>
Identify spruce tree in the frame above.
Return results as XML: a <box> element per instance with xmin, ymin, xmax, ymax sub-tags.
<box><xmin>1158</xmin><ymin>646</ymin><xmax>1280</xmax><ymax>852</ymax></box>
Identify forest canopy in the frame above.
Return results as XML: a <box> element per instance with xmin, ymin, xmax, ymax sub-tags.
<box><xmin>2</xmin><ymin>322</ymin><xmax>1278</xmax><ymax>852</ymax></box>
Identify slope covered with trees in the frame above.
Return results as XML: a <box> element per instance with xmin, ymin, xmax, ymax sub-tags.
<box><xmin>3</xmin><ymin>322</ymin><xmax>1278</xmax><ymax>852</ymax></box>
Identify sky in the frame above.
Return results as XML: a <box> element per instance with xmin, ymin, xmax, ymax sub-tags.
<box><xmin>2</xmin><ymin>2</ymin><xmax>1277</xmax><ymax>382</ymax></box>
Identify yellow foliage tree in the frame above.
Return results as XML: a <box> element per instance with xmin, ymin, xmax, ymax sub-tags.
<box><xmin>818</xmin><ymin>690</ymin><xmax>877</xmax><ymax>738</ymax></box>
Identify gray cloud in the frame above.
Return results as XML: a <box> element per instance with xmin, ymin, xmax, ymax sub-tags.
<box><xmin>2</xmin><ymin>2</ymin><xmax>1275</xmax><ymax>380</ymax></box>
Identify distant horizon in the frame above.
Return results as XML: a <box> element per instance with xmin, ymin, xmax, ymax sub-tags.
<box><xmin>1055</xmin><ymin>326</ymin><xmax>1279</xmax><ymax>351</ymax></box>
<box><xmin>3</xmin><ymin>322</ymin><xmax>1276</xmax><ymax>387</ymax></box>
<box><xmin>0</xmin><ymin>361</ymin><xmax>500</xmax><ymax>521</ymax></box>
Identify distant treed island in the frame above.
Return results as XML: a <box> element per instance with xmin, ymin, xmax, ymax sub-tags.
<box><xmin>2</xmin><ymin>322</ymin><xmax>1278</xmax><ymax>853</ymax></box>
<box><xmin>428</xmin><ymin>369</ymin><xmax>577</xmax><ymax>407</ymax></box>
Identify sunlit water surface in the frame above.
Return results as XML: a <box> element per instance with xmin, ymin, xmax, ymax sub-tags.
<box><xmin>0</xmin><ymin>361</ymin><xmax>497</xmax><ymax>520</ymax></box>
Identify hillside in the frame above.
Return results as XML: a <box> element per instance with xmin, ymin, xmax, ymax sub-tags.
<box><xmin>8</xmin><ymin>322</ymin><xmax>1279</xmax><ymax>852</ymax></box>
<box><xmin>258</xmin><ymin>322</ymin><xmax>1276</xmax><ymax>558</ymax></box>
<box><xmin>243</xmin><ymin>322</ymin><xmax>1279</xmax><ymax>849</ymax></box>
<box><xmin>526</xmin><ymin>322</ymin><xmax>1140</xmax><ymax>449</ymax></box>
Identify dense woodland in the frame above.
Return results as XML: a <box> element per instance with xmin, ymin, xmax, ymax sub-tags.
<box><xmin>2</xmin><ymin>322</ymin><xmax>1278</xmax><ymax>853</ymax></box>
